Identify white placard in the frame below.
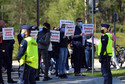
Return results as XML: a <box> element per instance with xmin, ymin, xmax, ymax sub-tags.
<box><xmin>30</xmin><ymin>31</ymin><xmax>38</xmax><ymax>41</ymax></box>
<box><xmin>87</xmin><ymin>37</ymin><xmax>99</xmax><ymax>45</ymax></box>
<box><xmin>2</xmin><ymin>28</ymin><xmax>14</xmax><ymax>40</ymax></box>
<box><xmin>83</xmin><ymin>24</ymin><xmax>94</xmax><ymax>35</ymax></box>
<box><xmin>50</xmin><ymin>30</ymin><xmax>60</xmax><ymax>42</ymax></box>
<box><xmin>60</xmin><ymin>20</ymin><xmax>74</xmax><ymax>28</ymax></box>
<box><xmin>65</xmin><ymin>24</ymin><xmax>75</xmax><ymax>36</ymax></box>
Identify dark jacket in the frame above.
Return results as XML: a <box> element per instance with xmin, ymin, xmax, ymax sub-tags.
<box><xmin>37</xmin><ymin>31</ymin><xmax>51</xmax><ymax>50</ymax></box>
<box><xmin>72</xmin><ymin>25</ymin><xmax>83</xmax><ymax>47</ymax></box>
<box><xmin>59</xmin><ymin>31</ymin><xmax>72</xmax><ymax>48</ymax></box>
<box><xmin>51</xmin><ymin>42</ymin><xmax>60</xmax><ymax>59</ymax></box>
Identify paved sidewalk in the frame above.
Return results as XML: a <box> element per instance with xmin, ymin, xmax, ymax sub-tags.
<box><xmin>2</xmin><ymin>59</ymin><xmax>125</xmax><ymax>84</ymax></box>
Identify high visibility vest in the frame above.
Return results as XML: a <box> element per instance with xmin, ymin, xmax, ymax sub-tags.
<box><xmin>98</xmin><ymin>33</ymin><xmax>113</xmax><ymax>56</ymax></box>
<box><xmin>19</xmin><ymin>37</ymin><xmax>38</xmax><ymax>69</ymax></box>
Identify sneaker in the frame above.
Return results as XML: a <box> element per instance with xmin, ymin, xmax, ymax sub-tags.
<box><xmin>42</xmin><ymin>77</ymin><xmax>52</xmax><ymax>81</ymax></box>
<box><xmin>62</xmin><ymin>74</ymin><xmax>68</xmax><ymax>78</ymax></box>
<box><xmin>8</xmin><ymin>79</ymin><xmax>17</xmax><ymax>83</ymax></box>
<box><xmin>58</xmin><ymin>74</ymin><xmax>63</xmax><ymax>79</ymax></box>
<box><xmin>35</xmin><ymin>77</ymin><xmax>40</xmax><ymax>81</ymax></box>
<box><xmin>116</xmin><ymin>66</ymin><xmax>120</xmax><ymax>70</ymax></box>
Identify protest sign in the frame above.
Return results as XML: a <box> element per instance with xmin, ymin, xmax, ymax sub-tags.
<box><xmin>87</xmin><ymin>37</ymin><xmax>99</xmax><ymax>45</ymax></box>
<box><xmin>83</xmin><ymin>24</ymin><xmax>94</xmax><ymax>35</ymax></box>
<box><xmin>2</xmin><ymin>28</ymin><xmax>14</xmax><ymax>40</ymax></box>
<box><xmin>50</xmin><ymin>30</ymin><xmax>60</xmax><ymax>42</ymax></box>
<box><xmin>30</xmin><ymin>31</ymin><xmax>38</xmax><ymax>41</ymax></box>
<box><xmin>60</xmin><ymin>20</ymin><xmax>74</xmax><ymax>28</ymax></box>
<box><xmin>65</xmin><ymin>24</ymin><xmax>75</xmax><ymax>36</ymax></box>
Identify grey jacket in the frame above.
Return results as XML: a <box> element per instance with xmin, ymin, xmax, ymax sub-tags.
<box><xmin>37</xmin><ymin>31</ymin><xmax>51</xmax><ymax>50</ymax></box>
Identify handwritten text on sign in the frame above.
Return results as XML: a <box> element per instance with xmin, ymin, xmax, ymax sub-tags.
<box><xmin>60</xmin><ymin>20</ymin><xmax>74</xmax><ymax>28</ymax></box>
<box><xmin>50</xmin><ymin>30</ymin><xmax>60</xmax><ymax>42</ymax></box>
<box><xmin>65</xmin><ymin>24</ymin><xmax>75</xmax><ymax>36</ymax></box>
<box><xmin>83</xmin><ymin>24</ymin><xmax>94</xmax><ymax>35</ymax></box>
<box><xmin>2</xmin><ymin>28</ymin><xmax>14</xmax><ymax>40</ymax></box>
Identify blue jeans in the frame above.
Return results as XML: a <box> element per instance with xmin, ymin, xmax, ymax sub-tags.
<box><xmin>58</xmin><ymin>48</ymin><xmax>68</xmax><ymax>74</ymax></box>
<box><xmin>85</xmin><ymin>47</ymin><xmax>92</xmax><ymax>68</ymax></box>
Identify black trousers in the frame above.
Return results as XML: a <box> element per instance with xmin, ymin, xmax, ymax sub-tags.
<box><xmin>0</xmin><ymin>50</ymin><xmax>12</xmax><ymax>83</ymax></box>
<box><xmin>73</xmin><ymin>45</ymin><xmax>86</xmax><ymax>74</ymax></box>
<box><xmin>19</xmin><ymin>65</ymin><xmax>36</xmax><ymax>84</ymax></box>
<box><xmin>101</xmin><ymin>56</ymin><xmax>112</xmax><ymax>84</ymax></box>
<box><xmin>38</xmin><ymin>49</ymin><xmax>50</xmax><ymax>78</ymax></box>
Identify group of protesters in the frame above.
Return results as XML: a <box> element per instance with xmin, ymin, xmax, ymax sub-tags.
<box><xmin>16</xmin><ymin>18</ymin><xmax>93</xmax><ymax>81</ymax></box>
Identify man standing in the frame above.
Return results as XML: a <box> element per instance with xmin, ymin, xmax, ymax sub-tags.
<box><xmin>0</xmin><ymin>20</ymin><xmax>16</xmax><ymax>84</ymax></box>
<box><xmin>98</xmin><ymin>24</ymin><xmax>113</xmax><ymax>84</ymax></box>
<box><xmin>17</xmin><ymin>25</ymin><xmax>38</xmax><ymax>84</ymax></box>
<box><xmin>72</xmin><ymin>18</ymin><xmax>86</xmax><ymax>76</ymax></box>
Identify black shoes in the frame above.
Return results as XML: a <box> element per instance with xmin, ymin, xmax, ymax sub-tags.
<box><xmin>75</xmin><ymin>73</ymin><xmax>86</xmax><ymax>76</ymax></box>
<box><xmin>8</xmin><ymin>79</ymin><xmax>17</xmax><ymax>83</ymax></box>
<box><xmin>58</xmin><ymin>74</ymin><xmax>68</xmax><ymax>79</ymax></box>
<box><xmin>42</xmin><ymin>77</ymin><xmax>52</xmax><ymax>81</ymax></box>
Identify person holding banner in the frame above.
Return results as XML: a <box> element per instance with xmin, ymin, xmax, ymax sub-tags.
<box><xmin>0</xmin><ymin>20</ymin><xmax>17</xmax><ymax>83</ymax></box>
<box><xmin>58</xmin><ymin>24</ymin><xmax>73</xmax><ymax>78</ymax></box>
<box><xmin>72</xmin><ymin>18</ymin><xmax>86</xmax><ymax>76</ymax></box>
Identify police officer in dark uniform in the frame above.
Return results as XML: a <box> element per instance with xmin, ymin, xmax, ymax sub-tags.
<box><xmin>0</xmin><ymin>20</ymin><xmax>17</xmax><ymax>84</ymax></box>
<box><xmin>98</xmin><ymin>24</ymin><xmax>113</xmax><ymax>84</ymax></box>
<box><xmin>17</xmin><ymin>25</ymin><xmax>38</xmax><ymax>84</ymax></box>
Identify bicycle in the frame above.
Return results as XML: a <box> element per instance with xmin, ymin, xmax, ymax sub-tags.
<box><xmin>111</xmin><ymin>45</ymin><xmax>125</xmax><ymax>68</ymax></box>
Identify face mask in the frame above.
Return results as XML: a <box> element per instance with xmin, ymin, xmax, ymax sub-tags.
<box><xmin>78</xmin><ymin>22</ymin><xmax>83</xmax><ymax>27</ymax></box>
<box><xmin>101</xmin><ymin>30</ymin><xmax>104</xmax><ymax>34</ymax></box>
<box><xmin>62</xmin><ymin>28</ymin><xmax>65</xmax><ymax>32</ymax></box>
<box><xmin>43</xmin><ymin>28</ymin><xmax>48</xmax><ymax>32</ymax></box>
<box><xmin>21</xmin><ymin>33</ymin><xmax>25</xmax><ymax>38</ymax></box>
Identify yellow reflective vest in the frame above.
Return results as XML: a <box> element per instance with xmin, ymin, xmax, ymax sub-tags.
<box><xmin>19</xmin><ymin>37</ymin><xmax>38</xmax><ymax>69</ymax></box>
<box><xmin>98</xmin><ymin>33</ymin><xmax>113</xmax><ymax>56</ymax></box>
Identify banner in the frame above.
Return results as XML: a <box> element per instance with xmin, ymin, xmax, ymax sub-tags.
<box><xmin>87</xmin><ymin>37</ymin><xmax>99</xmax><ymax>45</ymax></box>
<box><xmin>30</xmin><ymin>31</ymin><xmax>38</xmax><ymax>41</ymax></box>
<box><xmin>65</xmin><ymin>24</ymin><xmax>75</xmax><ymax>36</ymax></box>
<box><xmin>50</xmin><ymin>30</ymin><xmax>60</xmax><ymax>42</ymax></box>
<box><xmin>2</xmin><ymin>28</ymin><xmax>14</xmax><ymax>40</ymax></box>
<box><xmin>83</xmin><ymin>24</ymin><xmax>94</xmax><ymax>35</ymax></box>
<box><xmin>60</xmin><ymin>20</ymin><xmax>74</xmax><ymax>28</ymax></box>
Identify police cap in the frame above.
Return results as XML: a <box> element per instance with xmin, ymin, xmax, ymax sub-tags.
<box><xmin>101</xmin><ymin>24</ymin><xmax>110</xmax><ymax>29</ymax></box>
<box><xmin>21</xmin><ymin>25</ymin><xmax>32</xmax><ymax>30</ymax></box>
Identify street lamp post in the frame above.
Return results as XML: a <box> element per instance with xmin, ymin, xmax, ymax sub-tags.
<box><xmin>37</xmin><ymin>0</ymin><xmax>39</xmax><ymax>27</ymax></box>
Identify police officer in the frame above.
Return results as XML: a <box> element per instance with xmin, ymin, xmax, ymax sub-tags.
<box><xmin>17</xmin><ymin>25</ymin><xmax>38</xmax><ymax>84</ymax></box>
<box><xmin>0</xmin><ymin>20</ymin><xmax>16</xmax><ymax>84</ymax></box>
<box><xmin>98</xmin><ymin>24</ymin><xmax>113</xmax><ymax>84</ymax></box>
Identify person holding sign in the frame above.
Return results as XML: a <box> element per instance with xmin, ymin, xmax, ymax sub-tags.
<box><xmin>58</xmin><ymin>24</ymin><xmax>73</xmax><ymax>78</ymax></box>
<box><xmin>72</xmin><ymin>18</ymin><xmax>86</xmax><ymax>76</ymax></box>
<box><xmin>0</xmin><ymin>20</ymin><xmax>17</xmax><ymax>83</ymax></box>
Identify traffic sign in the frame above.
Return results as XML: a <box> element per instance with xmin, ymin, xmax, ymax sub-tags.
<box><xmin>89</xmin><ymin>8</ymin><xmax>99</xmax><ymax>14</ymax></box>
<box><xmin>89</xmin><ymin>0</ymin><xmax>99</xmax><ymax>8</ymax></box>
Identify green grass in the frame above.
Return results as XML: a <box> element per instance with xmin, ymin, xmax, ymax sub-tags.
<box><xmin>82</xmin><ymin>69</ymin><xmax>125</xmax><ymax>77</ymax></box>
